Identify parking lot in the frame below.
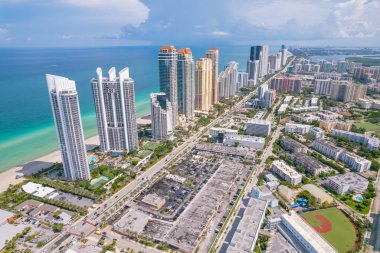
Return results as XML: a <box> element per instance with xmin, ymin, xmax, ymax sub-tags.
<box><xmin>111</xmin><ymin>145</ymin><xmax>250</xmax><ymax>253</ymax></box>
<box><xmin>136</xmin><ymin>150</ymin><xmax>223</xmax><ymax>220</ymax></box>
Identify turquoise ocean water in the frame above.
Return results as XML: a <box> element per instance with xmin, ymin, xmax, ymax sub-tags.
<box><xmin>0</xmin><ymin>45</ymin><xmax>279</xmax><ymax>172</ymax></box>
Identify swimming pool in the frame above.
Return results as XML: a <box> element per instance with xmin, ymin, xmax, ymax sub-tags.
<box><xmin>353</xmin><ymin>195</ymin><xmax>363</xmax><ymax>202</ymax></box>
<box><xmin>88</xmin><ymin>155</ymin><xmax>98</xmax><ymax>164</ymax></box>
<box><xmin>89</xmin><ymin>164</ymin><xmax>98</xmax><ymax>170</ymax></box>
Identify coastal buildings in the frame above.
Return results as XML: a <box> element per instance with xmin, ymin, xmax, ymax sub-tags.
<box><xmin>206</xmin><ymin>48</ymin><xmax>219</xmax><ymax>105</ymax></box>
<box><xmin>218</xmin><ymin>61</ymin><xmax>238</xmax><ymax>99</ymax></box>
<box><xmin>270</xmin><ymin>160</ymin><xmax>302</xmax><ymax>185</ymax></box>
<box><xmin>195</xmin><ymin>58</ymin><xmax>213</xmax><ymax>112</ymax></box>
<box><xmin>46</xmin><ymin>74</ymin><xmax>90</xmax><ymax>180</ymax></box>
<box><xmin>150</xmin><ymin>93</ymin><xmax>173</xmax><ymax>141</ymax></box>
<box><xmin>246</xmin><ymin>119</ymin><xmax>271</xmax><ymax>137</ymax></box>
<box><xmin>177</xmin><ymin>48</ymin><xmax>195</xmax><ymax>117</ymax></box>
<box><xmin>280</xmin><ymin>45</ymin><xmax>288</xmax><ymax>66</ymax></box>
<box><xmin>323</xmin><ymin>172</ymin><xmax>369</xmax><ymax>195</ymax></box>
<box><xmin>250</xmin><ymin>45</ymin><xmax>269</xmax><ymax>78</ymax></box>
<box><xmin>247</xmin><ymin>60</ymin><xmax>260</xmax><ymax>85</ymax></box>
<box><xmin>91</xmin><ymin>67</ymin><xmax>138</xmax><ymax>153</ymax></box>
<box><xmin>270</xmin><ymin>77</ymin><xmax>302</xmax><ymax>93</ymax></box>
<box><xmin>158</xmin><ymin>46</ymin><xmax>178</xmax><ymax>126</ymax></box>
<box><xmin>237</xmin><ymin>72</ymin><xmax>248</xmax><ymax>89</ymax></box>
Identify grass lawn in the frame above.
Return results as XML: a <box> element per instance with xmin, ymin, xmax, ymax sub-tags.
<box><xmin>142</xmin><ymin>141</ymin><xmax>160</xmax><ymax>151</ymax></box>
<box><xmin>354</xmin><ymin>122</ymin><xmax>380</xmax><ymax>132</ymax></box>
<box><xmin>339</xmin><ymin>196</ymin><xmax>371</xmax><ymax>214</ymax></box>
<box><xmin>137</xmin><ymin>150</ymin><xmax>152</xmax><ymax>159</ymax></box>
<box><xmin>301</xmin><ymin>208</ymin><xmax>357</xmax><ymax>253</ymax></box>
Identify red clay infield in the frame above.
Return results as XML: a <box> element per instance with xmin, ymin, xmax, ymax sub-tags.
<box><xmin>304</xmin><ymin>214</ymin><xmax>332</xmax><ymax>233</ymax></box>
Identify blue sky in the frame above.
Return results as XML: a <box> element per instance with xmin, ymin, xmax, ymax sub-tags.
<box><xmin>0</xmin><ymin>0</ymin><xmax>379</xmax><ymax>47</ymax></box>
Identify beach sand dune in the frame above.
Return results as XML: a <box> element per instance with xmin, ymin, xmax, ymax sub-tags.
<box><xmin>0</xmin><ymin>135</ymin><xmax>100</xmax><ymax>192</ymax></box>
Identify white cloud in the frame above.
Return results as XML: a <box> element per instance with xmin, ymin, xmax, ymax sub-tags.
<box><xmin>58</xmin><ymin>0</ymin><xmax>149</xmax><ymax>27</ymax></box>
<box><xmin>333</xmin><ymin>0</ymin><xmax>380</xmax><ymax>38</ymax></box>
<box><xmin>0</xmin><ymin>27</ymin><xmax>7</xmax><ymax>34</ymax></box>
<box><xmin>211</xmin><ymin>31</ymin><xmax>229</xmax><ymax>37</ymax></box>
<box><xmin>61</xmin><ymin>34</ymin><xmax>72</xmax><ymax>39</ymax></box>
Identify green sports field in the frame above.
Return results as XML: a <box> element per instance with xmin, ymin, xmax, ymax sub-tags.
<box><xmin>354</xmin><ymin>122</ymin><xmax>380</xmax><ymax>132</ymax></box>
<box><xmin>301</xmin><ymin>208</ymin><xmax>357</xmax><ymax>253</ymax></box>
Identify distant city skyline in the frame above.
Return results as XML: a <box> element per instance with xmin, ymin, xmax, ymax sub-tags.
<box><xmin>0</xmin><ymin>0</ymin><xmax>380</xmax><ymax>47</ymax></box>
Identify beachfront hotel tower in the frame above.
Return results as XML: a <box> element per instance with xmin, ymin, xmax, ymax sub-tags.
<box><xmin>158</xmin><ymin>46</ymin><xmax>178</xmax><ymax>126</ymax></box>
<box><xmin>177</xmin><ymin>48</ymin><xmax>195</xmax><ymax>118</ymax></box>
<box><xmin>195</xmin><ymin>58</ymin><xmax>213</xmax><ymax>112</ymax></box>
<box><xmin>46</xmin><ymin>74</ymin><xmax>90</xmax><ymax>180</ymax></box>
<box><xmin>91</xmin><ymin>67</ymin><xmax>139</xmax><ymax>153</ymax></box>
<box><xmin>151</xmin><ymin>93</ymin><xmax>173</xmax><ymax>141</ymax></box>
<box><xmin>250</xmin><ymin>45</ymin><xmax>269</xmax><ymax>79</ymax></box>
<box><xmin>206</xmin><ymin>48</ymin><xmax>219</xmax><ymax>105</ymax></box>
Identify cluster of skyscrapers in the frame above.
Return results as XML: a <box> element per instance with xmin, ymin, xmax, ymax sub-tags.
<box><xmin>47</xmin><ymin>67</ymin><xmax>140</xmax><ymax>181</ymax></box>
<box><xmin>46</xmin><ymin>44</ymin><xmax>279</xmax><ymax>181</ymax></box>
<box><xmin>152</xmin><ymin>46</ymin><xmax>220</xmax><ymax>140</ymax></box>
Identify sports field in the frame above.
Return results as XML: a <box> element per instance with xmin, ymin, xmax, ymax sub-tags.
<box><xmin>301</xmin><ymin>207</ymin><xmax>358</xmax><ymax>253</ymax></box>
<box><xmin>354</xmin><ymin>122</ymin><xmax>380</xmax><ymax>132</ymax></box>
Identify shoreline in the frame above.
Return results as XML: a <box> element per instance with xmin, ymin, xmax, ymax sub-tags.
<box><xmin>0</xmin><ymin>135</ymin><xmax>100</xmax><ymax>192</ymax></box>
<box><xmin>0</xmin><ymin>114</ymin><xmax>151</xmax><ymax>193</ymax></box>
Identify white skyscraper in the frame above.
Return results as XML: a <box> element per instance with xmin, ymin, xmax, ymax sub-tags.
<box><xmin>218</xmin><ymin>61</ymin><xmax>238</xmax><ymax>99</ymax></box>
<box><xmin>46</xmin><ymin>74</ymin><xmax>90</xmax><ymax>180</ymax></box>
<box><xmin>91</xmin><ymin>67</ymin><xmax>139</xmax><ymax>153</ymax></box>
<box><xmin>151</xmin><ymin>93</ymin><xmax>173</xmax><ymax>141</ymax></box>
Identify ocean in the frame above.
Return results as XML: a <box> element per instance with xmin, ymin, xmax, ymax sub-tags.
<box><xmin>0</xmin><ymin>45</ymin><xmax>279</xmax><ymax>172</ymax></box>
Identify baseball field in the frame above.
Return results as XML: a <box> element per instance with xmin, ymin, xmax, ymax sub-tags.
<box><xmin>301</xmin><ymin>207</ymin><xmax>358</xmax><ymax>253</ymax></box>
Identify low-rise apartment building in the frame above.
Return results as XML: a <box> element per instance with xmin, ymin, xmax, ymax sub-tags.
<box><xmin>281</xmin><ymin>136</ymin><xmax>308</xmax><ymax>153</ymax></box>
<box><xmin>323</xmin><ymin>172</ymin><xmax>369</xmax><ymax>195</ymax></box>
<box><xmin>271</xmin><ymin>160</ymin><xmax>302</xmax><ymax>185</ymax></box>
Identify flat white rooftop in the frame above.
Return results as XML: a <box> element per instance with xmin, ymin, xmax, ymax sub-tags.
<box><xmin>281</xmin><ymin>212</ymin><xmax>337</xmax><ymax>253</ymax></box>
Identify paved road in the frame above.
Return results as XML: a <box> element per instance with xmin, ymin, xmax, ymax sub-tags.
<box><xmin>368</xmin><ymin>169</ymin><xmax>380</xmax><ymax>253</ymax></box>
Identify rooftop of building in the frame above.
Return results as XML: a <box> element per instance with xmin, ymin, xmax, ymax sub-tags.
<box><xmin>271</xmin><ymin>160</ymin><xmax>301</xmax><ymax>178</ymax></box>
<box><xmin>220</xmin><ymin>197</ymin><xmax>267</xmax><ymax>253</ymax></box>
<box><xmin>301</xmin><ymin>184</ymin><xmax>333</xmax><ymax>201</ymax></box>
<box><xmin>281</xmin><ymin>136</ymin><xmax>306</xmax><ymax>148</ymax></box>
<box><xmin>224</xmin><ymin>135</ymin><xmax>265</xmax><ymax>143</ymax></box>
<box><xmin>281</xmin><ymin>212</ymin><xmax>338</xmax><ymax>253</ymax></box>
<box><xmin>328</xmin><ymin>172</ymin><xmax>368</xmax><ymax>186</ymax></box>
<box><xmin>248</xmin><ymin>119</ymin><xmax>271</xmax><ymax>125</ymax></box>
<box><xmin>159</xmin><ymin>45</ymin><xmax>176</xmax><ymax>52</ymax></box>
<box><xmin>177</xmin><ymin>48</ymin><xmax>192</xmax><ymax>54</ymax></box>
<box><xmin>22</xmin><ymin>182</ymin><xmax>56</xmax><ymax>198</ymax></box>
<box><xmin>141</xmin><ymin>193</ymin><xmax>165</xmax><ymax>207</ymax></box>
<box><xmin>313</xmin><ymin>140</ymin><xmax>342</xmax><ymax>153</ymax></box>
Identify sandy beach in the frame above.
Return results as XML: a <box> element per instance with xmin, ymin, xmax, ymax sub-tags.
<box><xmin>0</xmin><ymin>135</ymin><xmax>100</xmax><ymax>192</ymax></box>
<box><xmin>0</xmin><ymin>115</ymin><xmax>152</xmax><ymax>193</ymax></box>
